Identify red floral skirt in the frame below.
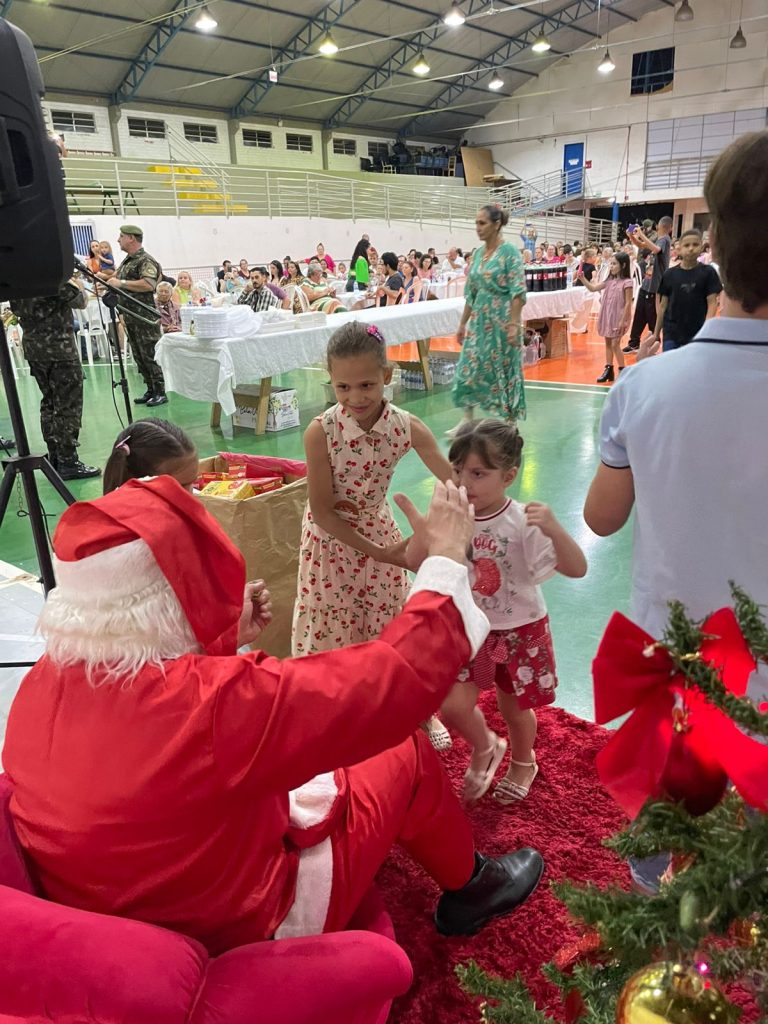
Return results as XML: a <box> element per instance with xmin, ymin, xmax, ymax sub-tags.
<box><xmin>460</xmin><ymin>615</ymin><xmax>558</xmax><ymax>709</ymax></box>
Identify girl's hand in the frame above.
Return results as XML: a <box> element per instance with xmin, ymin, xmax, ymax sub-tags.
<box><xmin>525</xmin><ymin>501</ymin><xmax>559</xmax><ymax>537</ymax></box>
<box><xmin>378</xmin><ymin>539</ymin><xmax>411</xmax><ymax>570</ymax></box>
<box><xmin>456</xmin><ymin>325</ymin><xmax>467</xmax><ymax>345</ymax></box>
<box><xmin>237</xmin><ymin>579</ymin><xmax>273</xmax><ymax>647</ymax></box>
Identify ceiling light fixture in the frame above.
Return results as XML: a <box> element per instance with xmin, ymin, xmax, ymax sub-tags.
<box><xmin>194</xmin><ymin>6</ymin><xmax>217</xmax><ymax>31</ymax></box>
<box><xmin>531</xmin><ymin>33</ymin><xmax>551</xmax><ymax>53</ymax></box>
<box><xmin>729</xmin><ymin>25</ymin><xmax>747</xmax><ymax>48</ymax></box>
<box><xmin>443</xmin><ymin>5</ymin><xmax>466</xmax><ymax>26</ymax></box>
<box><xmin>488</xmin><ymin>73</ymin><xmax>504</xmax><ymax>90</ymax></box>
<box><xmin>412</xmin><ymin>51</ymin><xmax>431</xmax><ymax>75</ymax></box>
<box><xmin>597</xmin><ymin>48</ymin><xmax>615</xmax><ymax>73</ymax></box>
<box><xmin>318</xmin><ymin>31</ymin><xmax>339</xmax><ymax>55</ymax></box>
<box><xmin>674</xmin><ymin>0</ymin><xmax>694</xmax><ymax>21</ymax></box>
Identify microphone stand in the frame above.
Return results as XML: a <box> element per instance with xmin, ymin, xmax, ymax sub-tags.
<box><xmin>73</xmin><ymin>258</ymin><xmax>160</xmax><ymax>425</ymax></box>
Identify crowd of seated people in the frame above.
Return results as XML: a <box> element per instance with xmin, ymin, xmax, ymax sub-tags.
<box><xmin>162</xmin><ymin>237</ymin><xmax>471</xmax><ymax>324</ymax></box>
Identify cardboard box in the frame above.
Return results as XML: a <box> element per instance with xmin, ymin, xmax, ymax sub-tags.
<box><xmin>266</xmin><ymin>387</ymin><xmax>300</xmax><ymax>432</ymax></box>
<box><xmin>231</xmin><ymin>386</ymin><xmax>300</xmax><ymax>432</ymax></box>
<box><xmin>547</xmin><ymin>317</ymin><xmax>570</xmax><ymax>358</ymax></box>
<box><xmin>196</xmin><ymin>455</ymin><xmax>307</xmax><ymax>658</ymax></box>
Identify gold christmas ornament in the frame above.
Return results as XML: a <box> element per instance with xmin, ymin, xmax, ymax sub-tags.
<box><xmin>616</xmin><ymin>962</ymin><xmax>739</xmax><ymax>1024</ymax></box>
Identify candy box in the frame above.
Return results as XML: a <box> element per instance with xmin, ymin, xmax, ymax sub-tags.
<box><xmin>201</xmin><ymin>479</ymin><xmax>255</xmax><ymax>500</ymax></box>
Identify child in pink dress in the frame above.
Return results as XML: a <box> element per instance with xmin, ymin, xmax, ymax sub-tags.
<box><xmin>292</xmin><ymin>321</ymin><xmax>454</xmax><ymax>744</ymax></box>
<box><xmin>578</xmin><ymin>251</ymin><xmax>634</xmax><ymax>383</ymax></box>
<box><xmin>439</xmin><ymin>420</ymin><xmax>587</xmax><ymax>804</ymax></box>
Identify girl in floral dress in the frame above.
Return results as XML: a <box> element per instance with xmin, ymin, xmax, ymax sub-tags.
<box><xmin>449</xmin><ymin>205</ymin><xmax>527</xmax><ymax>436</ymax></box>
<box><xmin>440</xmin><ymin>420</ymin><xmax>587</xmax><ymax>804</ymax></box>
<box><xmin>292</xmin><ymin>322</ymin><xmax>454</xmax><ymax>744</ymax></box>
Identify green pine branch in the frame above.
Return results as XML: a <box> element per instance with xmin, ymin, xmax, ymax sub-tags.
<box><xmin>455</xmin><ymin>962</ymin><xmax>555</xmax><ymax>1024</ymax></box>
<box><xmin>731</xmin><ymin>584</ymin><xmax>768</xmax><ymax>662</ymax></box>
<box><xmin>662</xmin><ymin>600</ymin><xmax>768</xmax><ymax>737</ymax></box>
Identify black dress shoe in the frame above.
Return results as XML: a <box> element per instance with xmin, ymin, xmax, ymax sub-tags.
<box><xmin>596</xmin><ymin>364</ymin><xmax>615</xmax><ymax>383</ymax></box>
<box><xmin>146</xmin><ymin>391</ymin><xmax>168</xmax><ymax>407</ymax></box>
<box><xmin>622</xmin><ymin>342</ymin><xmax>639</xmax><ymax>353</ymax></box>
<box><xmin>434</xmin><ymin>848</ymin><xmax>544</xmax><ymax>936</ymax></box>
<box><xmin>58</xmin><ymin>460</ymin><xmax>102</xmax><ymax>481</ymax></box>
<box><xmin>133</xmin><ymin>389</ymin><xmax>153</xmax><ymax>405</ymax></box>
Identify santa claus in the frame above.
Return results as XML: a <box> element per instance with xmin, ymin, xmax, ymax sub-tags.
<box><xmin>3</xmin><ymin>476</ymin><xmax>543</xmax><ymax>952</ymax></box>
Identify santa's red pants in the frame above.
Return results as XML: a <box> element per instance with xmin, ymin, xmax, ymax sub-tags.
<box><xmin>324</xmin><ymin>730</ymin><xmax>475</xmax><ymax>931</ymax></box>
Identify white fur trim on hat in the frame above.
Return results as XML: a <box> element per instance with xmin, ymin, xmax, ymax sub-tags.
<box><xmin>41</xmin><ymin>538</ymin><xmax>199</xmax><ymax>683</ymax></box>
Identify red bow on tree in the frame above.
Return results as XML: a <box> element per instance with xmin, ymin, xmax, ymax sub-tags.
<box><xmin>593</xmin><ymin>608</ymin><xmax>768</xmax><ymax>817</ymax></box>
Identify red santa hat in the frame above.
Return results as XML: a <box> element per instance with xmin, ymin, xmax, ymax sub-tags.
<box><xmin>50</xmin><ymin>475</ymin><xmax>245</xmax><ymax>658</ymax></box>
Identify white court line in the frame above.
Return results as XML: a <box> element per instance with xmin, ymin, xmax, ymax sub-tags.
<box><xmin>525</xmin><ymin>378</ymin><xmax>607</xmax><ymax>389</ymax></box>
<box><xmin>527</xmin><ymin>384</ymin><xmax>608</xmax><ymax>396</ymax></box>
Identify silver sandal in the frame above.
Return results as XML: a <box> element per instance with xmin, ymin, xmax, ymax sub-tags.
<box><xmin>492</xmin><ymin>757</ymin><xmax>539</xmax><ymax>805</ymax></box>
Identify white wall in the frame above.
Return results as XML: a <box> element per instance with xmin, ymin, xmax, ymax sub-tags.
<box><xmin>233</xmin><ymin>122</ymin><xmax>324</xmax><ymax>170</ymax></box>
<box><xmin>42</xmin><ymin>100</ymin><xmax>114</xmax><ymax>154</ymax></box>
<box><xmin>468</xmin><ymin>0</ymin><xmax>768</xmax><ymax>204</ymax></box>
<box><xmin>74</xmin><ymin>215</ymin><xmax>482</xmax><ymax>273</ymax></box>
<box><xmin>113</xmin><ymin>107</ymin><xmax>231</xmax><ymax>165</ymax></box>
<box><xmin>41</xmin><ymin>95</ymin><xmax>457</xmax><ymax>175</ymax></box>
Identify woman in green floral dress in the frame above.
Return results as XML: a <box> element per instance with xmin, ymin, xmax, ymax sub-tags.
<box><xmin>450</xmin><ymin>205</ymin><xmax>527</xmax><ymax>431</ymax></box>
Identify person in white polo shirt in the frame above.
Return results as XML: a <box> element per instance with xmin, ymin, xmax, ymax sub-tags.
<box><xmin>584</xmin><ymin>130</ymin><xmax>768</xmax><ymax>635</ymax></box>
<box><xmin>583</xmin><ymin>130</ymin><xmax>768</xmax><ymax>890</ymax></box>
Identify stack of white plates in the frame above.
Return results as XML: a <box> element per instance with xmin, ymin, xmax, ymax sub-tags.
<box><xmin>180</xmin><ymin>306</ymin><xmax>257</xmax><ymax>338</ymax></box>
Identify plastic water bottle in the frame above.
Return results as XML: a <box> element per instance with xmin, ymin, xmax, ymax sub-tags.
<box><xmin>353</xmin><ymin>280</ymin><xmax>359</xmax><ymax>294</ymax></box>
<box><xmin>566</xmin><ymin>267</ymin><xmax>574</xmax><ymax>289</ymax></box>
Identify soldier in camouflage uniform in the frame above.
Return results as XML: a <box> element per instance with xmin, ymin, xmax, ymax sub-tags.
<box><xmin>10</xmin><ymin>279</ymin><xmax>100</xmax><ymax>480</ymax></box>
<box><xmin>106</xmin><ymin>224</ymin><xmax>167</xmax><ymax>407</ymax></box>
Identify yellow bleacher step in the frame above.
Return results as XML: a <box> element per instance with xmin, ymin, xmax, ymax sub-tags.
<box><xmin>192</xmin><ymin>203</ymin><xmax>248</xmax><ymax>214</ymax></box>
<box><xmin>177</xmin><ymin>191</ymin><xmax>233</xmax><ymax>201</ymax></box>
<box><xmin>146</xmin><ymin>164</ymin><xmax>202</xmax><ymax>175</ymax></box>
<box><xmin>163</xmin><ymin>177</ymin><xmax>219</xmax><ymax>189</ymax></box>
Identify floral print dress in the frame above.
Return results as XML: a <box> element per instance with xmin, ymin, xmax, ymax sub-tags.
<box><xmin>452</xmin><ymin>240</ymin><xmax>527</xmax><ymax>421</ymax></box>
<box><xmin>291</xmin><ymin>401</ymin><xmax>412</xmax><ymax>656</ymax></box>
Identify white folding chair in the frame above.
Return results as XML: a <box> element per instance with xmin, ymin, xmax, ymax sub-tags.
<box><xmin>74</xmin><ymin>308</ymin><xmax>108</xmax><ymax>366</ymax></box>
<box><xmin>286</xmin><ymin>284</ymin><xmax>311</xmax><ymax>314</ymax></box>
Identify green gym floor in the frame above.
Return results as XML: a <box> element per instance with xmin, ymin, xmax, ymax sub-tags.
<box><xmin>0</xmin><ymin>362</ymin><xmax>633</xmax><ymax>722</ymax></box>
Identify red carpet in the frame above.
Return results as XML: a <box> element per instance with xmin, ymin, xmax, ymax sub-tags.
<box><xmin>379</xmin><ymin>699</ymin><xmax>629</xmax><ymax>1024</ymax></box>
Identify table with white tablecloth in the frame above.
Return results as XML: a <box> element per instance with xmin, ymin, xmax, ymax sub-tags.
<box><xmin>157</xmin><ymin>288</ymin><xmax>586</xmax><ymax>433</ymax></box>
<box><xmin>157</xmin><ymin>298</ymin><xmax>467</xmax><ymax>432</ymax></box>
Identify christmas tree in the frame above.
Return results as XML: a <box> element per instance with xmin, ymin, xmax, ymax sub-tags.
<box><xmin>457</xmin><ymin>586</ymin><xmax>768</xmax><ymax>1024</ymax></box>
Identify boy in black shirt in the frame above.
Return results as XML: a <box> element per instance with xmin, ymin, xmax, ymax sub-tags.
<box><xmin>650</xmin><ymin>229</ymin><xmax>721</xmax><ymax>351</ymax></box>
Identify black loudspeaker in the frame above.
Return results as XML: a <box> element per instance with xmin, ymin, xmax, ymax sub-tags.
<box><xmin>0</xmin><ymin>18</ymin><xmax>73</xmax><ymax>300</ymax></box>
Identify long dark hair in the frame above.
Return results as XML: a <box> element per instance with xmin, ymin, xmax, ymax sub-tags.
<box><xmin>350</xmin><ymin>237</ymin><xmax>371</xmax><ymax>265</ymax></box>
<box><xmin>613</xmin><ymin>251</ymin><xmax>631</xmax><ymax>279</ymax></box>
<box><xmin>103</xmin><ymin>419</ymin><xmax>196</xmax><ymax>494</ymax></box>
<box><xmin>270</xmin><ymin>259</ymin><xmax>283</xmax><ymax>281</ymax></box>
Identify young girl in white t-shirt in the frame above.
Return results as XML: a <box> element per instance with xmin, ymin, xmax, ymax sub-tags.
<box><xmin>441</xmin><ymin>420</ymin><xmax>587</xmax><ymax>805</ymax></box>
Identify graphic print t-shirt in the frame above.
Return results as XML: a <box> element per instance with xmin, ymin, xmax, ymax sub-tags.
<box><xmin>468</xmin><ymin>498</ymin><xmax>558</xmax><ymax>630</ymax></box>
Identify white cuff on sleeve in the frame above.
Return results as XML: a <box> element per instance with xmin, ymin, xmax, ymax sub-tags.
<box><xmin>408</xmin><ymin>555</ymin><xmax>490</xmax><ymax>659</ymax></box>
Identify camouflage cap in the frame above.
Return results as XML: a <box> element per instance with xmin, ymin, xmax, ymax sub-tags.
<box><xmin>120</xmin><ymin>224</ymin><xmax>143</xmax><ymax>239</ymax></box>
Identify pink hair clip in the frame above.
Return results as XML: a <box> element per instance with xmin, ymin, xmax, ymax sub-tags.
<box><xmin>114</xmin><ymin>437</ymin><xmax>131</xmax><ymax>455</ymax></box>
<box><xmin>367</xmin><ymin>324</ymin><xmax>386</xmax><ymax>345</ymax></box>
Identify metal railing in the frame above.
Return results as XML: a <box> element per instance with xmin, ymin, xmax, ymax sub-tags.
<box><xmin>62</xmin><ymin>151</ymin><xmax>611</xmax><ymax>248</ymax></box>
<box><xmin>491</xmin><ymin>168</ymin><xmax>592</xmax><ymax>216</ymax></box>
